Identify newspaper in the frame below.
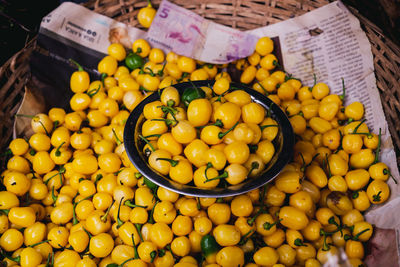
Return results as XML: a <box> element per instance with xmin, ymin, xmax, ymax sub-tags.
<box><xmin>16</xmin><ymin>0</ymin><xmax>400</xmax><ymax>264</ymax></box>
<box><xmin>40</xmin><ymin>2</ymin><xmax>146</xmax><ymax>54</ymax></box>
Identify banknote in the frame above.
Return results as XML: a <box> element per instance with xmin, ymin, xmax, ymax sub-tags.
<box><xmin>147</xmin><ymin>0</ymin><xmax>258</xmax><ymax>64</ymax></box>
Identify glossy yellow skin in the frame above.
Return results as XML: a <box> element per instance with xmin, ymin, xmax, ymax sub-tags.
<box><xmin>279</xmin><ymin>206</ymin><xmax>309</xmax><ymax>230</ymax></box>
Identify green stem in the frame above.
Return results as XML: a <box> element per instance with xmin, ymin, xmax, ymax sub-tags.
<box><xmin>196</xmin><ymin>119</ymin><xmax>224</xmax><ymax>129</ymax></box>
<box><xmin>148</xmin><ymin>200</ymin><xmax>159</xmax><ymax>224</ymax></box>
<box><xmin>352</xmin><ymin>228</ymin><xmax>370</xmax><ymax>241</ymax></box>
<box><xmin>247</xmin><ymin>162</ymin><xmax>260</xmax><ymax>177</ymax></box>
<box><xmin>310</xmin><ymin>73</ymin><xmax>317</xmax><ymax>91</ymax></box>
<box><xmin>204</xmin><ymin>162</ymin><xmax>213</xmax><ymax>181</ymax></box>
<box><xmin>112</xmin><ymin>128</ymin><xmax>122</xmax><ymax>145</ymax></box>
<box><xmin>204</xmin><ymin>171</ymin><xmax>228</xmax><ymax>183</ymax></box>
<box><xmin>139</xmin><ymin>135</ymin><xmax>156</xmax><ymax>152</ymax></box>
<box><xmin>328</xmin><ymin>216</ymin><xmax>342</xmax><ymax>236</ymax></box>
<box><xmin>28</xmin><ymin>239</ymin><xmax>50</xmax><ymax>247</ymax></box>
<box><xmin>352</xmin><ymin>119</ymin><xmax>366</xmax><ymax>133</ymax></box>
<box><xmin>373</xmin><ymin>191</ymin><xmax>382</xmax><ymax>202</ymax></box>
<box><xmin>135</xmin><ymin>223</ymin><xmax>144</xmax><ymax>242</ymax></box>
<box><xmin>70</xmin><ymin>59</ymin><xmax>84</xmax><ymax>71</ymax></box>
<box><xmin>94</xmin><ymin>174</ymin><xmax>103</xmax><ymax>183</ymax></box>
<box><xmin>145</xmin><ymin>67</ymin><xmax>156</xmax><ymax>77</ymax></box>
<box><xmin>256</xmin><ymin>82</ymin><xmax>269</xmax><ymax>95</ymax></box>
<box><xmin>45</xmin><ymin>252</ymin><xmax>54</xmax><ymax>267</ymax></box>
<box><xmin>294</xmin><ymin>238</ymin><xmax>306</xmax><ymax>247</ymax></box>
<box><xmin>266</xmin><ymin>102</ymin><xmax>274</xmax><ymax>118</ymax></box>
<box><xmin>51</xmin><ymin>186</ymin><xmax>58</xmax><ymax>204</ymax></box>
<box><xmin>151</xmin><ymin>118</ymin><xmax>177</xmax><ymax>126</ymax></box>
<box><xmin>54</xmin><ymin>142</ymin><xmax>65</xmax><ymax>157</ymax></box>
<box><xmin>374</xmin><ymin>128</ymin><xmax>382</xmax><ymax>164</ymax></box>
<box><xmin>156</xmin><ymin>158</ymin><xmax>178</xmax><ymax>167</ymax></box>
<box><xmin>132</xmin><ymin>234</ymin><xmax>139</xmax><ymax>259</ymax></box>
<box><xmin>124</xmin><ymin>200</ymin><xmax>148</xmax><ymax>209</ymax></box>
<box><xmin>87</xmin><ymin>85</ymin><xmax>101</xmax><ymax>97</ymax></box>
<box><xmin>340</xmin><ymin>78</ymin><xmax>346</xmax><ymax>101</ymax></box>
<box><xmin>157</xmin><ymin>63</ymin><xmax>166</xmax><ymax>76</ymax></box>
<box><xmin>116</xmin><ymin>197</ymin><xmax>125</xmax><ymax>228</ymax></box>
<box><xmin>263</xmin><ymin>218</ymin><xmax>282</xmax><ymax>230</ymax></box>
<box><xmin>238</xmin><ymin>229</ymin><xmax>255</xmax><ymax>246</ymax></box>
<box><xmin>259</xmin><ymin>124</ymin><xmax>279</xmax><ymax>131</ymax></box>
<box><xmin>150</xmin><ymin>250</ymin><xmax>157</xmax><ymax>263</ymax></box>
<box><xmin>101</xmin><ymin>200</ymin><xmax>115</xmax><ymax>222</ymax></box>
<box><xmin>322</xmin><ymin>231</ymin><xmax>330</xmax><ymax>251</ymax></box>
<box><xmin>325</xmin><ymin>154</ymin><xmax>332</xmax><ymax>178</ymax></box>
<box><xmin>218</xmin><ymin>121</ymin><xmax>239</xmax><ymax>139</ymax></box>
<box><xmin>0</xmin><ymin>249</ymin><xmax>20</xmax><ymax>263</ymax></box>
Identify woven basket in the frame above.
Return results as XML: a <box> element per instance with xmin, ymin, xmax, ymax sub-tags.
<box><xmin>1</xmin><ymin>0</ymin><xmax>400</xmax><ymax>165</ymax></box>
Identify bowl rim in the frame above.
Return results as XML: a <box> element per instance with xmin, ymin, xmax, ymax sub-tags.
<box><xmin>123</xmin><ymin>80</ymin><xmax>295</xmax><ymax>197</ymax></box>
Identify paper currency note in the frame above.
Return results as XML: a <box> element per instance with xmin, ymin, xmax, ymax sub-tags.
<box><xmin>147</xmin><ymin>0</ymin><xmax>258</xmax><ymax>64</ymax></box>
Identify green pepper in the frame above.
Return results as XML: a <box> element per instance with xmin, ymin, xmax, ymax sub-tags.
<box><xmin>125</xmin><ymin>53</ymin><xmax>144</xmax><ymax>70</ymax></box>
<box><xmin>200</xmin><ymin>234</ymin><xmax>220</xmax><ymax>262</ymax></box>
<box><xmin>181</xmin><ymin>84</ymin><xmax>206</xmax><ymax>107</ymax></box>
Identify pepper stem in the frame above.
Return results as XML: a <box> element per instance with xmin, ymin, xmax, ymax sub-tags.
<box><xmin>69</xmin><ymin>59</ymin><xmax>84</xmax><ymax>71</ymax></box>
<box><xmin>322</xmin><ymin>231</ymin><xmax>330</xmax><ymax>251</ymax></box>
<box><xmin>51</xmin><ymin>186</ymin><xmax>58</xmax><ymax>205</ymax></box>
<box><xmin>247</xmin><ymin>161</ymin><xmax>260</xmax><ymax>177</ymax></box>
<box><xmin>116</xmin><ymin>197</ymin><xmax>125</xmax><ymax>228</ymax></box>
<box><xmin>204</xmin><ymin>171</ymin><xmax>228</xmax><ymax>183</ymax></box>
<box><xmin>101</xmin><ymin>200</ymin><xmax>115</xmax><ymax>222</ymax></box>
<box><xmin>196</xmin><ymin>119</ymin><xmax>223</xmax><ymax>129</ymax></box>
<box><xmin>28</xmin><ymin>239</ymin><xmax>50</xmax><ymax>247</ymax></box>
<box><xmin>340</xmin><ymin>78</ymin><xmax>346</xmax><ymax>101</ymax></box>
<box><xmin>54</xmin><ymin>141</ymin><xmax>65</xmax><ymax>157</ymax></box>
<box><xmin>135</xmin><ymin>223</ymin><xmax>144</xmax><ymax>242</ymax></box>
<box><xmin>328</xmin><ymin>216</ymin><xmax>343</xmax><ymax>236</ymax></box>
<box><xmin>325</xmin><ymin>154</ymin><xmax>332</xmax><ymax>178</ymax></box>
<box><xmin>87</xmin><ymin>85</ymin><xmax>101</xmax><ymax>97</ymax></box>
<box><xmin>139</xmin><ymin>135</ymin><xmax>156</xmax><ymax>152</ymax></box>
<box><xmin>151</xmin><ymin>118</ymin><xmax>177</xmax><ymax>126</ymax></box>
<box><xmin>218</xmin><ymin>121</ymin><xmax>239</xmax><ymax>139</ymax></box>
<box><xmin>259</xmin><ymin>124</ymin><xmax>278</xmax><ymax>131</ymax></box>
<box><xmin>294</xmin><ymin>238</ymin><xmax>306</xmax><ymax>247</ymax></box>
<box><xmin>131</xmin><ymin>234</ymin><xmax>139</xmax><ymax>259</ymax></box>
<box><xmin>156</xmin><ymin>158</ymin><xmax>178</xmax><ymax>167</ymax></box>
<box><xmin>150</xmin><ymin>250</ymin><xmax>157</xmax><ymax>263</ymax></box>
<box><xmin>112</xmin><ymin>128</ymin><xmax>122</xmax><ymax>145</ymax></box>
<box><xmin>256</xmin><ymin>82</ymin><xmax>269</xmax><ymax>95</ymax></box>
<box><xmin>374</xmin><ymin>128</ymin><xmax>382</xmax><ymax>164</ymax></box>
<box><xmin>148</xmin><ymin>200</ymin><xmax>159</xmax><ymax>224</ymax></box>
<box><xmin>204</xmin><ymin>162</ymin><xmax>213</xmax><ymax>181</ymax></box>
<box><xmin>124</xmin><ymin>200</ymin><xmax>148</xmax><ymax>209</ymax></box>
<box><xmin>373</xmin><ymin>191</ymin><xmax>382</xmax><ymax>202</ymax></box>
<box><xmin>263</xmin><ymin>218</ymin><xmax>282</xmax><ymax>230</ymax></box>
<box><xmin>352</xmin><ymin>119</ymin><xmax>367</xmax><ymax>134</ymax></box>
<box><xmin>352</xmin><ymin>228</ymin><xmax>370</xmax><ymax>241</ymax></box>
<box><xmin>238</xmin><ymin>229</ymin><xmax>255</xmax><ymax>246</ymax></box>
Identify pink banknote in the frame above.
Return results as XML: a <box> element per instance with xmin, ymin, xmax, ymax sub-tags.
<box><xmin>147</xmin><ymin>0</ymin><xmax>258</xmax><ymax>64</ymax></box>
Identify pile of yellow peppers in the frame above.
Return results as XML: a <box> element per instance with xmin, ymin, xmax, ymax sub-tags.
<box><xmin>0</xmin><ymin>31</ymin><xmax>395</xmax><ymax>267</ymax></box>
<box><xmin>141</xmin><ymin>83</ymin><xmax>278</xmax><ymax>188</ymax></box>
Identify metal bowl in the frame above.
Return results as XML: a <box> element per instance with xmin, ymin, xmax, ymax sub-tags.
<box><xmin>123</xmin><ymin>80</ymin><xmax>294</xmax><ymax>198</ymax></box>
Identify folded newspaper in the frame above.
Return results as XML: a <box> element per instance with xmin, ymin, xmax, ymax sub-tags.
<box><xmin>15</xmin><ymin>0</ymin><xmax>400</xmax><ymax>265</ymax></box>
